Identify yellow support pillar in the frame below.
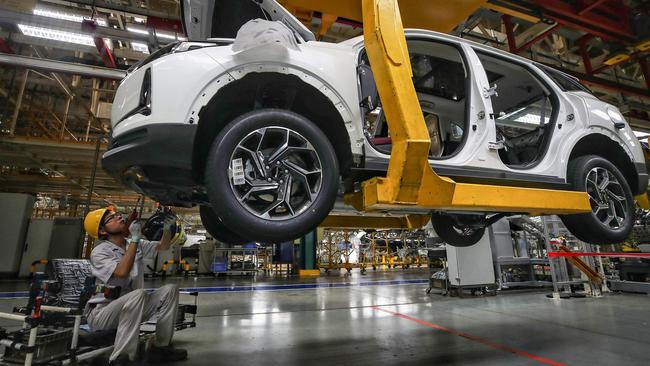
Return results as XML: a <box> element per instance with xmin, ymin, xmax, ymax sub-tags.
<box><xmin>345</xmin><ymin>0</ymin><xmax>591</xmax><ymax>216</ymax></box>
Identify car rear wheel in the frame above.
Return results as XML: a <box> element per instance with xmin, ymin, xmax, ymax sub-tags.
<box><xmin>199</xmin><ymin>205</ymin><xmax>250</xmax><ymax>245</ymax></box>
<box><xmin>205</xmin><ymin>109</ymin><xmax>339</xmax><ymax>243</ymax></box>
<box><xmin>431</xmin><ymin>213</ymin><xmax>485</xmax><ymax>247</ymax></box>
<box><xmin>560</xmin><ymin>155</ymin><xmax>634</xmax><ymax>244</ymax></box>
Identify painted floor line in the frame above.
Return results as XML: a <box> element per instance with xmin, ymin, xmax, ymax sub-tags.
<box><xmin>372</xmin><ymin>306</ymin><xmax>566</xmax><ymax>366</ymax></box>
<box><xmin>0</xmin><ymin>279</ymin><xmax>429</xmax><ymax>299</ymax></box>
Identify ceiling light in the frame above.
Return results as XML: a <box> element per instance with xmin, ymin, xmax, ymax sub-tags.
<box><xmin>127</xmin><ymin>26</ymin><xmax>149</xmax><ymax>35</ymax></box>
<box><xmin>34</xmin><ymin>8</ymin><xmax>107</xmax><ymax>27</ymax></box>
<box><xmin>18</xmin><ymin>24</ymin><xmax>95</xmax><ymax>46</ymax></box>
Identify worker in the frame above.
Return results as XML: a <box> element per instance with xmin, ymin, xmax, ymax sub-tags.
<box><xmin>83</xmin><ymin>207</ymin><xmax>188</xmax><ymax>365</ymax></box>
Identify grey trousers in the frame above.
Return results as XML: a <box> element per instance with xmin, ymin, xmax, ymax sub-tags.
<box><xmin>87</xmin><ymin>284</ymin><xmax>179</xmax><ymax>362</ymax></box>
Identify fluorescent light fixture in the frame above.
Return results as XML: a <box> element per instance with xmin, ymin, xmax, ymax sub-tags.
<box><xmin>34</xmin><ymin>8</ymin><xmax>107</xmax><ymax>27</ymax></box>
<box><xmin>127</xmin><ymin>26</ymin><xmax>149</xmax><ymax>35</ymax></box>
<box><xmin>131</xmin><ymin>42</ymin><xmax>150</xmax><ymax>54</ymax></box>
<box><xmin>133</xmin><ymin>16</ymin><xmax>146</xmax><ymax>23</ymax></box>
<box><xmin>18</xmin><ymin>24</ymin><xmax>95</xmax><ymax>46</ymax></box>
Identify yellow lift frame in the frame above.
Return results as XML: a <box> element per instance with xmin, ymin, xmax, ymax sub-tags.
<box><xmin>331</xmin><ymin>0</ymin><xmax>592</xmax><ymax>224</ymax></box>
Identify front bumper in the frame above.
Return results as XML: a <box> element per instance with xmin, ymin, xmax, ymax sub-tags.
<box><xmin>102</xmin><ymin>123</ymin><xmax>198</xmax><ymax>205</ymax></box>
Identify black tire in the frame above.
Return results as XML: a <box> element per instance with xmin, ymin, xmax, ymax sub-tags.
<box><xmin>560</xmin><ymin>155</ymin><xmax>634</xmax><ymax>244</ymax></box>
<box><xmin>431</xmin><ymin>213</ymin><xmax>485</xmax><ymax>247</ymax></box>
<box><xmin>199</xmin><ymin>205</ymin><xmax>250</xmax><ymax>245</ymax></box>
<box><xmin>205</xmin><ymin>109</ymin><xmax>339</xmax><ymax>243</ymax></box>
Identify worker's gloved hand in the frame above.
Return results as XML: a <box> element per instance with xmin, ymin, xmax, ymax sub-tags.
<box><xmin>163</xmin><ymin>215</ymin><xmax>176</xmax><ymax>232</ymax></box>
<box><xmin>128</xmin><ymin>221</ymin><xmax>142</xmax><ymax>244</ymax></box>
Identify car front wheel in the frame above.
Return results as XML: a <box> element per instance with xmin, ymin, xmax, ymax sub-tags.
<box><xmin>560</xmin><ymin>155</ymin><xmax>634</xmax><ymax>244</ymax></box>
<box><xmin>199</xmin><ymin>205</ymin><xmax>250</xmax><ymax>245</ymax></box>
<box><xmin>205</xmin><ymin>109</ymin><xmax>339</xmax><ymax>243</ymax></box>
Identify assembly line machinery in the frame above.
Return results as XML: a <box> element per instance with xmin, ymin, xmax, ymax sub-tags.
<box><xmin>317</xmin><ymin>229</ymin><xmax>430</xmax><ymax>273</ymax></box>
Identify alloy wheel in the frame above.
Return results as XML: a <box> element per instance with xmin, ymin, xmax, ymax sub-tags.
<box><xmin>228</xmin><ymin>126</ymin><xmax>323</xmax><ymax>221</ymax></box>
<box><xmin>585</xmin><ymin>167</ymin><xmax>629</xmax><ymax>229</ymax></box>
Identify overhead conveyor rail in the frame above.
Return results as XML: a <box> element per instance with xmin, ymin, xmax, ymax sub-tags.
<box><xmin>341</xmin><ymin>0</ymin><xmax>592</xmax><ymax>217</ymax></box>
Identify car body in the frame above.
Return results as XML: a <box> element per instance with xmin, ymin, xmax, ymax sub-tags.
<box><xmin>103</xmin><ymin>0</ymin><xmax>648</xmax><ymax>245</ymax></box>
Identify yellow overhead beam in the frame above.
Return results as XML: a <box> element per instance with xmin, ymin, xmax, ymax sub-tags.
<box><xmin>343</xmin><ymin>0</ymin><xmax>591</xmax><ymax>216</ymax></box>
<box><xmin>281</xmin><ymin>0</ymin><xmax>488</xmax><ymax>33</ymax></box>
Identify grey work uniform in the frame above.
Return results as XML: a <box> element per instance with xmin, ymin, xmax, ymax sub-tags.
<box><xmin>87</xmin><ymin>239</ymin><xmax>179</xmax><ymax>362</ymax></box>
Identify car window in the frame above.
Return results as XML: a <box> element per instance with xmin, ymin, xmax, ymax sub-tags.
<box><xmin>538</xmin><ymin>65</ymin><xmax>593</xmax><ymax>94</ymax></box>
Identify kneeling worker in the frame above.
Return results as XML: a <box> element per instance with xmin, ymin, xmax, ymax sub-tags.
<box><xmin>84</xmin><ymin>207</ymin><xmax>188</xmax><ymax>365</ymax></box>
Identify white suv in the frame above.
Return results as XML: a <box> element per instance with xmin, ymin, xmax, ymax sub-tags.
<box><xmin>103</xmin><ymin>0</ymin><xmax>648</xmax><ymax>246</ymax></box>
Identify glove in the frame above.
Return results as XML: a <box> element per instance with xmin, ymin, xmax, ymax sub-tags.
<box><xmin>163</xmin><ymin>215</ymin><xmax>176</xmax><ymax>232</ymax></box>
<box><xmin>128</xmin><ymin>221</ymin><xmax>142</xmax><ymax>244</ymax></box>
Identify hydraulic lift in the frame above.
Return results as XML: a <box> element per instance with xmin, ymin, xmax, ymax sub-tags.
<box><xmin>331</xmin><ymin>0</ymin><xmax>592</xmax><ymax>227</ymax></box>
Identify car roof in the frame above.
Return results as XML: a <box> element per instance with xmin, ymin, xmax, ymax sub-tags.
<box><xmin>340</xmin><ymin>28</ymin><xmax>580</xmax><ymax>83</ymax></box>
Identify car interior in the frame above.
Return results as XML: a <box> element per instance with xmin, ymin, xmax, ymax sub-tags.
<box><xmin>475</xmin><ymin>51</ymin><xmax>556</xmax><ymax>167</ymax></box>
<box><xmin>359</xmin><ymin>40</ymin><xmax>470</xmax><ymax>159</ymax></box>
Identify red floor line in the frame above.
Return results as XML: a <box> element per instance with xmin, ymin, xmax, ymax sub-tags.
<box><xmin>372</xmin><ymin>306</ymin><xmax>566</xmax><ymax>366</ymax></box>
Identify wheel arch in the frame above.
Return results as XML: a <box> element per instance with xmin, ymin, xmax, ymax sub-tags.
<box><xmin>190</xmin><ymin>66</ymin><xmax>359</xmax><ymax>183</ymax></box>
<box><xmin>568</xmin><ymin>133</ymin><xmax>639</xmax><ymax>194</ymax></box>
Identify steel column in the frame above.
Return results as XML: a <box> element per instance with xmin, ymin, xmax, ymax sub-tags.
<box><xmin>640</xmin><ymin>57</ymin><xmax>650</xmax><ymax>91</ymax></box>
<box><xmin>577</xmin><ymin>35</ymin><xmax>594</xmax><ymax>74</ymax></box>
<box><xmin>60</xmin><ymin>96</ymin><xmax>72</xmax><ymax>140</ymax></box>
<box><xmin>502</xmin><ymin>15</ymin><xmax>517</xmax><ymax>53</ymax></box>
<box><xmin>82</xmin><ymin>135</ymin><xmax>102</xmax><ymax>258</ymax></box>
<box><xmin>8</xmin><ymin>69</ymin><xmax>28</xmax><ymax>136</ymax></box>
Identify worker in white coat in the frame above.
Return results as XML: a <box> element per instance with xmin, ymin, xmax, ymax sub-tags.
<box><xmin>83</xmin><ymin>207</ymin><xmax>187</xmax><ymax>365</ymax></box>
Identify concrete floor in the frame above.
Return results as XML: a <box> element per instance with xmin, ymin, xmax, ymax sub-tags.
<box><xmin>0</xmin><ymin>270</ymin><xmax>649</xmax><ymax>365</ymax></box>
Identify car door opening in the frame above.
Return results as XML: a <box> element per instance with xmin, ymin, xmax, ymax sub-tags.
<box><xmin>475</xmin><ymin>51</ymin><xmax>557</xmax><ymax>168</ymax></box>
<box><xmin>359</xmin><ymin>39</ymin><xmax>471</xmax><ymax>159</ymax></box>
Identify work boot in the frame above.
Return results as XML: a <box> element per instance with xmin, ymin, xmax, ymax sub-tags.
<box><xmin>146</xmin><ymin>345</ymin><xmax>188</xmax><ymax>363</ymax></box>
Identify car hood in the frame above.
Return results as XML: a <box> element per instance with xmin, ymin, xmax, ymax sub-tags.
<box><xmin>181</xmin><ymin>0</ymin><xmax>315</xmax><ymax>42</ymax></box>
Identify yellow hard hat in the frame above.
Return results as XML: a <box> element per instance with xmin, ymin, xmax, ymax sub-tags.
<box><xmin>84</xmin><ymin>208</ymin><xmax>111</xmax><ymax>239</ymax></box>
